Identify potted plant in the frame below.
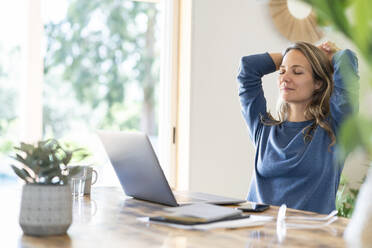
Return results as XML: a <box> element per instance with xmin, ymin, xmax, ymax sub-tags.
<box><xmin>10</xmin><ymin>139</ymin><xmax>82</xmax><ymax>236</ymax></box>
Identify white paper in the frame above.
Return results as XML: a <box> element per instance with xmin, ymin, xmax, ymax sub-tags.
<box><xmin>138</xmin><ymin>215</ymin><xmax>274</xmax><ymax>230</ymax></box>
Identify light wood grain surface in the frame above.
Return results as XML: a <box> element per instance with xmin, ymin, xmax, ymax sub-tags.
<box><xmin>1</xmin><ymin>186</ymin><xmax>349</xmax><ymax>248</ymax></box>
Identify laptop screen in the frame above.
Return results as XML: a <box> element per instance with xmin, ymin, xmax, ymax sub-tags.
<box><xmin>97</xmin><ymin>131</ymin><xmax>179</xmax><ymax>206</ymax></box>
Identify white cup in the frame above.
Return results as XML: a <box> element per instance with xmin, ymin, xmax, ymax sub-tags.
<box><xmin>83</xmin><ymin>167</ymin><xmax>98</xmax><ymax>195</ymax></box>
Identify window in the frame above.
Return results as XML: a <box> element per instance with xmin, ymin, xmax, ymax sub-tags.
<box><xmin>42</xmin><ymin>0</ymin><xmax>162</xmax><ymax>186</ymax></box>
<box><xmin>0</xmin><ymin>0</ymin><xmax>178</xmax><ymax>187</ymax></box>
<box><xmin>0</xmin><ymin>0</ymin><xmax>27</xmax><ymax>186</ymax></box>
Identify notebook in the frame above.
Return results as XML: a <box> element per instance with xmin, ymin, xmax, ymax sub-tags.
<box><xmin>159</xmin><ymin>203</ymin><xmax>243</xmax><ymax>223</ymax></box>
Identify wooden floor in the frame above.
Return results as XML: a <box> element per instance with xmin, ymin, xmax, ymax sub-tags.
<box><xmin>1</xmin><ymin>186</ymin><xmax>349</xmax><ymax>247</ymax></box>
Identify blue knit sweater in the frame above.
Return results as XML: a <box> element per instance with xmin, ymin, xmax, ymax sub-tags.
<box><xmin>237</xmin><ymin>50</ymin><xmax>359</xmax><ymax>214</ymax></box>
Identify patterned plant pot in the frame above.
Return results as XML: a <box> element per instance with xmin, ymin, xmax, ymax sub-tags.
<box><xmin>19</xmin><ymin>184</ymin><xmax>72</xmax><ymax>236</ymax></box>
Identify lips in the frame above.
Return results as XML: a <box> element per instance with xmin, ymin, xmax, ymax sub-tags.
<box><xmin>280</xmin><ymin>87</ymin><xmax>295</xmax><ymax>91</ymax></box>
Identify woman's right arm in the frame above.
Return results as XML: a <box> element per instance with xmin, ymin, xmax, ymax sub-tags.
<box><xmin>269</xmin><ymin>53</ymin><xmax>283</xmax><ymax>70</ymax></box>
<box><xmin>237</xmin><ymin>53</ymin><xmax>277</xmax><ymax>145</ymax></box>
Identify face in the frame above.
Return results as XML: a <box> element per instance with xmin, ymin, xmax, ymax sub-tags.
<box><xmin>278</xmin><ymin>49</ymin><xmax>320</xmax><ymax>105</ymax></box>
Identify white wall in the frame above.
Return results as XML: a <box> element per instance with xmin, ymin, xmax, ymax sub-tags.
<box><xmin>178</xmin><ymin>0</ymin><xmax>290</xmax><ymax>198</ymax></box>
<box><xmin>179</xmin><ymin>0</ymin><xmax>369</xmax><ymax>198</ymax></box>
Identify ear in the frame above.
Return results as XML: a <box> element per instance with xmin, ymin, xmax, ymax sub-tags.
<box><xmin>314</xmin><ymin>80</ymin><xmax>322</xmax><ymax>90</ymax></box>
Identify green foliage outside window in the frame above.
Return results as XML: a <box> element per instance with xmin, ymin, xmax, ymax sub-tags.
<box><xmin>1</xmin><ymin>0</ymin><xmax>160</xmax><ymax>184</ymax></box>
<box><xmin>43</xmin><ymin>0</ymin><xmax>159</xmax><ymax>138</ymax></box>
<box><xmin>0</xmin><ymin>45</ymin><xmax>20</xmax><ymax>155</ymax></box>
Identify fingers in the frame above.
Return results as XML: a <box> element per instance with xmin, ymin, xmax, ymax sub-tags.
<box><xmin>321</xmin><ymin>43</ymin><xmax>332</xmax><ymax>52</ymax></box>
<box><xmin>319</xmin><ymin>41</ymin><xmax>340</xmax><ymax>53</ymax></box>
<box><xmin>321</xmin><ymin>42</ymin><xmax>332</xmax><ymax>52</ymax></box>
<box><xmin>317</xmin><ymin>41</ymin><xmax>339</xmax><ymax>62</ymax></box>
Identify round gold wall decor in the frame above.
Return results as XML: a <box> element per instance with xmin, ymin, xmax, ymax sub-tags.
<box><xmin>269</xmin><ymin>0</ymin><xmax>323</xmax><ymax>43</ymax></box>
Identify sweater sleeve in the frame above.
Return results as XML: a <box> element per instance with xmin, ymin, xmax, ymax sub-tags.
<box><xmin>237</xmin><ymin>53</ymin><xmax>276</xmax><ymax>145</ymax></box>
<box><xmin>330</xmin><ymin>49</ymin><xmax>359</xmax><ymax>130</ymax></box>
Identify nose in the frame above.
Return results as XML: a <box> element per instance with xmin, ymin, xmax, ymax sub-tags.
<box><xmin>280</xmin><ymin>71</ymin><xmax>291</xmax><ymax>85</ymax></box>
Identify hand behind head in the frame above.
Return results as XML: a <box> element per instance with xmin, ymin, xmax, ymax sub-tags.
<box><xmin>317</xmin><ymin>41</ymin><xmax>340</xmax><ymax>62</ymax></box>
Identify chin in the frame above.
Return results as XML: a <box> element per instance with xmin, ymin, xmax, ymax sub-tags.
<box><xmin>280</xmin><ymin>96</ymin><xmax>291</xmax><ymax>103</ymax></box>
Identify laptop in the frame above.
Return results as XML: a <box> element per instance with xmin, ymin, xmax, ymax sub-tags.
<box><xmin>97</xmin><ymin>131</ymin><xmax>245</xmax><ymax>206</ymax></box>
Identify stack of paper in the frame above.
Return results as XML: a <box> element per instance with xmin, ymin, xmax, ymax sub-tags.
<box><xmin>156</xmin><ymin>203</ymin><xmax>243</xmax><ymax>224</ymax></box>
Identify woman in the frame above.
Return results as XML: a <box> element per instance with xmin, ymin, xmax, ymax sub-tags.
<box><xmin>237</xmin><ymin>41</ymin><xmax>359</xmax><ymax>214</ymax></box>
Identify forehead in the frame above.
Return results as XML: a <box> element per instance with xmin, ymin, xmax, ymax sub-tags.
<box><xmin>281</xmin><ymin>49</ymin><xmax>311</xmax><ymax>70</ymax></box>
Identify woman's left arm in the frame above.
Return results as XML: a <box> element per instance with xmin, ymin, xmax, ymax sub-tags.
<box><xmin>319</xmin><ymin>41</ymin><xmax>360</xmax><ymax>127</ymax></box>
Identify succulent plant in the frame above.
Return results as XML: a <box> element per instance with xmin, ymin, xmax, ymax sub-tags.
<box><xmin>10</xmin><ymin>139</ymin><xmax>85</xmax><ymax>185</ymax></box>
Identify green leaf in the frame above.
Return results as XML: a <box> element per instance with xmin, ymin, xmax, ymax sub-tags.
<box><xmin>40</xmin><ymin>166</ymin><xmax>58</xmax><ymax>176</ymax></box>
<box><xmin>10</xmin><ymin>165</ymin><xmax>34</xmax><ymax>183</ymax></box>
<box><xmin>72</xmin><ymin>148</ymin><xmax>92</xmax><ymax>162</ymax></box>
<box><xmin>352</xmin><ymin>0</ymin><xmax>372</xmax><ymax>55</ymax></box>
<box><xmin>303</xmin><ymin>0</ymin><xmax>352</xmax><ymax>37</ymax></box>
<box><xmin>22</xmin><ymin>143</ymin><xmax>36</xmax><ymax>154</ymax></box>
<box><xmin>68</xmin><ymin>166</ymin><xmax>81</xmax><ymax>177</ymax></box>
<box><xmin>12</xmin><ymin>154</ymin><xmax>28</xmax><ymax>165</ymax></box>
<box><xmin>338</xmin><ymin>115</ymin><xmax>362</xmax><ymax>160</ymax></box>
<box><xmin>62</xmin><ymin>151</ymin><xmax>72</xmax><ymax>165</ymax></box>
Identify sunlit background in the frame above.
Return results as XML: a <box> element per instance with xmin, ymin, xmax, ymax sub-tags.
<box><xmin>0</xmin><ymin>0</ymin><xmax>162</xmax><ymax>187</ymax></box>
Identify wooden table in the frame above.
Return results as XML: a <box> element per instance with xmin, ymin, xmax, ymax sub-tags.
<box><xmin>1</xmin><ymin>186</ymin><xmax>349</xmax><ymax>247</ymax></box>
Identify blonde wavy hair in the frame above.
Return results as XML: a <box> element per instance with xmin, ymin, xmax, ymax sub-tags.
<box><xmin>262</xmin><ymin>41</ymin><xmax>336</xmax><ymax>147</ymax></box>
